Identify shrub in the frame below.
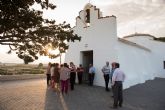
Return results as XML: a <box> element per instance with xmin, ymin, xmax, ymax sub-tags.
<box><xmin>38</xmin><ymin>63</ymin><xmax>43</xmax><ymax>69</ymax></box>
<box><xmin>0</xmin><ymin>69</ymin><xmax>7</xmax><ymax>75</ymax></box>
<box><xmin>30</xmin><ymin>69</ymin><xmax>45</xmax><ymax>74</ymax></box>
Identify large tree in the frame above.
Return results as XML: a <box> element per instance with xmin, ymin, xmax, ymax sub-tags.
<box><xmin>0</xmin><ymin>0</ymin><xmax>80</xmax><ymax>64</ymax></box>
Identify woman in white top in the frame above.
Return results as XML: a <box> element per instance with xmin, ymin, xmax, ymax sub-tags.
<box><xmin>50</xmin><ymin>63</ymin><xmax>55</xmax><ymax>89</ymax></box>
<box><xmin>59</xmin><ymin>63</ymin><xmax>70</xmax><ymax>94</ymax></box>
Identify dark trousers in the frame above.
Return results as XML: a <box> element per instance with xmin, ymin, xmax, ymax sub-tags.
<box><xmin>46</xmin><ymin>74</ymin><xmax>51</xmax><ymax>86</ymax></box>
<box><xmin>77</xmin><ymin>72</ymin><xmax>83</xmax><ymax>84</ymax></box>
<box><xmin>70</xmin><ymin>72</ymin><xmax>76</xmax><ymax>90</ymax></box>
<box><xmin>104</xmin><ymin>74</ymin><xmax>110</xmax><ymax>90</ymax></box>
<box><xmin>111</xmin><ymin>85</ymin><xmax>114</xmax><ymax>96</ymax></box>
<box><xmin>88</xmin><ymin>73</ymin><xmax>95</xmax><ymax>86</ymax></box>
<box><xmin>113</xmin><ymin>81</ymin><xmax>123</xmax><ymax>107</ymax></box>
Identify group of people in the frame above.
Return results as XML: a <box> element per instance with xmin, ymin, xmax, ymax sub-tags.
<box><xmin>46</xmin><ymin>62</ymin><xmax>84</xmax><ymax>94</ymax></box>
<box><xmin>46</xmin><ymin>61</ymin><xmax>125</xmax><ymax>109</ymax></box>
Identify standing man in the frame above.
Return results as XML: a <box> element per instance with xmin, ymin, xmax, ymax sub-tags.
<box><xmin>88</xmin><ymin>64</ymin><xmax>96</xmax><ymax>86</ymax></box>
<box><xmin>102</xmin><ymin>61</ymin><xmax>111</xmax><ymax>91</ymax></box>
<box><xmin>112</xmin><ymin>63</ymin><xmax>125</xmax><ymax>109</ymax></box>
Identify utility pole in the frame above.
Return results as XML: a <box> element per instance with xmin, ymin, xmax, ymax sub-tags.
<box><xmin>60</xmin><ymin>53</ymin><xmax>62</xmax><ymax>65</ymax></box>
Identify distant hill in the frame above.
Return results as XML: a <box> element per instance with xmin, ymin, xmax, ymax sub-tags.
<box><xmin>154</xmin><ymin>37</ymin><xmax>165</xmax><ymax>42</ymax></box>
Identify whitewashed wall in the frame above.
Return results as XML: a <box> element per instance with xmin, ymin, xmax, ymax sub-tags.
<box><xmin>125</xmin><ymin>36</ymin><xmax>165</xmax><ymax>78</ymax></box>
<box><xmin>65</xmin><ymin>4</ymin><xmax>118</xmax><ymax>87</ymax></box>
<box><xmin>65</xmin><ymin>4</ymin><xmax>165</xmax><ymax>89</ymax></box>
<box><xmin>116</xmin><ymin>41</ymin><xmax>156</xmax><ymax>89</ymax></box>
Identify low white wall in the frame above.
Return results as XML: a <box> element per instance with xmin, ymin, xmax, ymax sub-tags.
<box><xmin>117</xmin><ymin>40</ymin><xmax>165</xmax><ymax>89</ymax></box>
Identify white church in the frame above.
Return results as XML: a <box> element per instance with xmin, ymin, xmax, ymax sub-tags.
<box><xmin>65</xmin><ymin>3</ymin><xmax>165</xmax><ymax>89</ymax></box>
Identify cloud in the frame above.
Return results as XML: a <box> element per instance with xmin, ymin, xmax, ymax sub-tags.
<box><xmin>95</xmin><ymin>0</ymin><xmax>165</xmax><ymax>37</ymax></box>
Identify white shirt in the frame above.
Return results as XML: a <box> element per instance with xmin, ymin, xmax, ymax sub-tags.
<box><xmin>59</xmin><ymin>67</ymin><xmax>70</xmax><ymax>80</ymax></box>
<box><xmin>112</xmin><ymin>68</ymin><xmax>125</xmax><ymax>85</ymax></box>
<box><xmin>89</xmin><ymin>66</ymin><xmax>96</xmax><ymax>74</ymax></box>
<box><xmin>50</xmin><ymin>67</ymin><xmax>55</xmax><ymax>76</ymax></box>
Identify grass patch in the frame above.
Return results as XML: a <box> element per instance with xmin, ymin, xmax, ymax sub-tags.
<box><xmin>0</xmin><ymin>64</ymin><xmax>46</xmax><ymax>75</ymax></box>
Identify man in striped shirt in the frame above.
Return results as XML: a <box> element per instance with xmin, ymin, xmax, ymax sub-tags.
<box><xmin>102</xmin><ymin>61</ymin><xmax>111</xmax><ymax>91</ymax></box>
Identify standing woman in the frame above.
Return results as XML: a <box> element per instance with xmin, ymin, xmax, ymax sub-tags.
<box><xmin>59</xmin><ymin>63</ymin><xmax>70</xmax><ymax>95</ymax></box>
<box><xmin>50</xmin><ymin>63</ymin><xmax>55</xmax><ymax>89</ymax></box>
<box><xmin>77</xmin><ymin>64</ymin><xmax>84</xmax><ymax>84</ymax></box>
<box><xmin>70</xmin><ymin>62</ymin><xmax>76</xmax><ymax>90</ymax></box>
<box><xmin>54</xmin><ymin>63</ymin><xmax>60</xmax><ymax>92</ymax></box>
<box><xmin>46</xmin><ymin>62</ymin><xmax>51</xmax><ymax>86</ymax></box>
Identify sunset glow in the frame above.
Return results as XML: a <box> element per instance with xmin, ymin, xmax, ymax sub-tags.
<box><xmin>1</xmin><ymin>0</ymin><xmax>165</xmax><ymax>64</ymax></box>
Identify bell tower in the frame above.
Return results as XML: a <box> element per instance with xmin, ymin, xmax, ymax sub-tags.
<box><xmin>83</xmin><ymin>3</ymin><xmax>92</xmax><ymax>26</ymax></box>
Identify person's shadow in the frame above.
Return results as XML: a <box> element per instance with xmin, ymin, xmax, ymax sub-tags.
<box><xmin>44</xmin><ymin>87</ymin><xmax>68</xmax><ymax>110</ymax></box>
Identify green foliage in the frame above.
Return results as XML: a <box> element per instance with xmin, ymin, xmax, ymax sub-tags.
<box><xmin>38</xmin><ymin>63</ymin><xmax>43</xmax><ymax>68</ymax></box>
<box><xmin>30</xmin><ymin>69</ymin><xmax>45</xmax><ymax>74</ymax></box>
<box><xmin>154</xmin><ymin>37</ymin><xmax>165</xmax><ymax>42</ymax></box>
<box><xmin>0</xmin><ymin>0</ymin><xmax>81</xmax><ymax>64</ymax></box>
<box><xmin>22</xmin><ymin>55</ymin><xmax>34</xmax><ymax>64</ymax></box>
<box><xmin>0</xmin><ymin>68</ymin><xmax>8</xmax><ymax>75</ymax></box>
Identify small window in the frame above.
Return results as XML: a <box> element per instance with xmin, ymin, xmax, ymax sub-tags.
<box><xmin>86</xmin><ymin>9</ymin><xmax>90</xmax><ymax>23</ymax></box>
<box><xmin>164</xmin><ymin>61</ymin><xmax>165</xmax><ymax>69</ymax></box>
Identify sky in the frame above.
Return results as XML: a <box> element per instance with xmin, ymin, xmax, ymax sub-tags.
<box><xmin>0</xmin><ymin>0</ymin><xmax>165</xmax><ymax>64</ymax></box>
